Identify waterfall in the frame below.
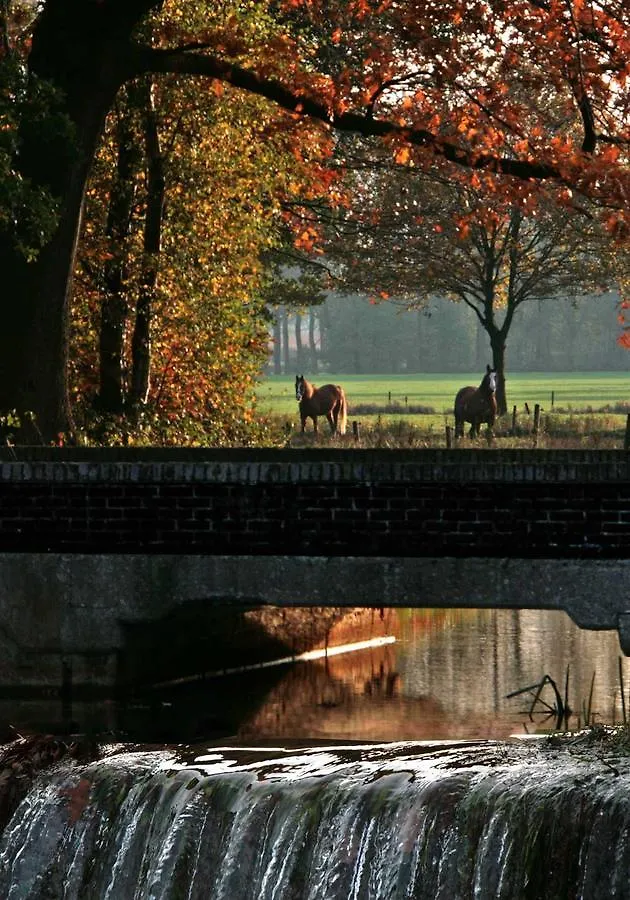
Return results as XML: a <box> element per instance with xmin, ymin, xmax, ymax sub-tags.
<box><xmin>0</xmin><ymin>737</ymin><xmax>629</xmax><ymax>899</ymax></box>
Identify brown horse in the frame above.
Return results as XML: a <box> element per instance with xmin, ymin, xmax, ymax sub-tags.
<box><xmin>295</xmin><ymin>374</ymin><xmax>347</xmax><ymax>435</ymax></box>
<box><xmin>454</xmin><ymin>365</ymin><xmax>498</xmax><ymax>438</ymax></box>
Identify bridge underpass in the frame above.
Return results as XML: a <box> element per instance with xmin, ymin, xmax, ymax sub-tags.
<box><xmin>0</xmin><ymin>447</ymin><xmax>629</xmax><ymax>689</ymax></box>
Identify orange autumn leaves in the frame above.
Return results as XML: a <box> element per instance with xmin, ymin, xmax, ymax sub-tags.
<box><xmin>276</xmin><ymin>0</ymin><xmax>628</xmax><ymax>234</ymax></box>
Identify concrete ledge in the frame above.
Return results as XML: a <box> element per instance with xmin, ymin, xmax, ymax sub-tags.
<box><xmin>0</xmin><ymin>553</ymin><xmax>628</xmax><ymax>688</ymax></box>
<box><xmin>0</xmin><ymin>447</ymin><xmax>629</xmax><ymax>483</ymax></box>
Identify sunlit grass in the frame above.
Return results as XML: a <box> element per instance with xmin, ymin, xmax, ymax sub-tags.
<box><xmin>256</xmin><ymin>372</ymin><xmax>630</xmax><ymax>449</ymax></box>
<box><xmin>257</xmin><ymin>372</ymin><xmax>630</xmax><ymax>419</ymax></box>
<box><xmin>256</xmin><ymin>410</ymin><xmax>628</xmax><ymax>450</ymax></box>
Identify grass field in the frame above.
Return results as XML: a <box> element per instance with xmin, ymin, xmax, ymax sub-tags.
<box><xmin>257</xmin><ymin>372</ymin><xmax>630</xmax><ymax>418</ymax></box>
<box><xmin>255</xmin><ymin>372</ymin><xmax>630</xmax><ymax>448</ymax></box>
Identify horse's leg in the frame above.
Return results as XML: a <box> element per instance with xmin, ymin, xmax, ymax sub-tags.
<box><xmin>327</xmin><ymin>409</ymin><xmax>336</xmax><ymax>434</ymax></box>
<box><xmin>312</xmin><ymin>416</ymin><xmax>318</xmax><ymax>433</ymax></box>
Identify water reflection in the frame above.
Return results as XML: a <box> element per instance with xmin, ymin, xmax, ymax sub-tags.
<box><xmin>239</xmin><ymin>607</ymin><xmax>630</xmax><ymax>742</ymax></box>
<box><xmin>0</xmin><ymin>608</ymin><xmax>628</xmax><ymax>742</ymax></box>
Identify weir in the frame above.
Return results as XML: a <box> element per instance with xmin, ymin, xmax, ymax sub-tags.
<box><xmin>1</xmin><ymin>737</ymin><xmax>629</xmax><ymax>899</ymax></box>
<box><xmin>1</xmin><ymin>447</ymin><xmax>630</xmax><ymax>689</ymax></box>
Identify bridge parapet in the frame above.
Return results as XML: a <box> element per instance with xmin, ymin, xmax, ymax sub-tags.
<box><xmin>0</xmin><ymin>448</ymin><xmax>629</xmax><ymax>557</ymax></box>
<box><xmin>0</xmin><ymin>447</ymin><xmax>630</xmax><ymax>684</ymax></box>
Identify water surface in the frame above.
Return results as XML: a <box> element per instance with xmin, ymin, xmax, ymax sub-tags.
<box><xmin>236</xmin><ymin>607</ymin><xmax>628</xmax><ymax>742</ymax></box>
<box><xmin>1</xmin><ymin>607</ymin><xmax>627</xmax><ymax>743</ymax></box>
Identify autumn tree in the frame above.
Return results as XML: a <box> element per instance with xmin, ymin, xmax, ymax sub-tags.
<box><xmin>71</xmin><ymin>36</ymin><xmax>335</xmax><ymax>442</ymax></box>
<box><xmin>0</xmin><ymin>0</ymin><xmax>627</xmax><ymax>439</ymax></box>
<box><xmin>323</xmin><ymin>161</ymin><xmax>614</xmax><ymax>413</ymax></box>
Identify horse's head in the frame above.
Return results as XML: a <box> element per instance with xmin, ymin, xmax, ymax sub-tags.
<box><xmin>295</xmin><ymin>374</ymin><xmax>305</xmax><ymax>401</ymax></box>
<box><xmin>485</xmin><ymin>365</ymin><xmax>497</xmax><ymax>394</ymax></box>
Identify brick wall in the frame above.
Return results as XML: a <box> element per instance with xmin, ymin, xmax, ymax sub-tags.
<box><xmin>0</xmin><ymin>448</ymin><xmax>629</xmax><ymax>557</ymax></box>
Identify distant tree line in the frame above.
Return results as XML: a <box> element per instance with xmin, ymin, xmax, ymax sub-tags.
<box><xmin>268</xmin><ymin>290</ymin><xmax>628</xmax><ymax>374</ymax></box>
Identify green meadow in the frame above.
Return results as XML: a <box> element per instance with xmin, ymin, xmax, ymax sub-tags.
<box><xmin>255</xmin><ymin>372</ymin><xmax>630</xmax><ymax>448</ymax></box>
<box><xmin>257</xmin><ymin>372</ymin><xmax>630</xmax><ymax>419</ymax></box>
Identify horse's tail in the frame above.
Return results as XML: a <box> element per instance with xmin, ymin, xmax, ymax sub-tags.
<box><xmin>338</xmin><ymin>388</ymin><xmax>347</xmax><ymax>435</ymax></box>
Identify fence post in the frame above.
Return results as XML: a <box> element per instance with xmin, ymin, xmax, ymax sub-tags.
<box><xmin>533</xmin><ymin>404</ymin><xmax>541</xmax><ymax>433</ymax></box>
<box><xmin>445</xmin><ymin>425</ymin><xmax>452</xmax><ymax>449</ymax></box>
<box><xmin>352</xmin><ymin>420</ymin><xmax>360</xmax><ymax>442</ymax></box>
<box><xmin>533</xmin><ymin>404</ymin><xmax>541</xmax><ymax>438</ymax></box>
<box><xmin>511</xmin><ymin>405</ymin><xmax>517</xmax><ymax>436</ymax></box>
<box><xmin>625</xmin><ymin>414</ymin><xmax>630</xmax><ymax>451</ymax></box>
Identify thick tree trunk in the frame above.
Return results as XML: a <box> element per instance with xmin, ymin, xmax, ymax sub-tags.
<box><xmin>0</xmin><ymin>1</ymin><xmax>154</xmax><ymax>440</ymax></box>
<box><xmin>0</xmin><ymin>123</ymin><xmax>107</xmax><ymax>440</ymax></box>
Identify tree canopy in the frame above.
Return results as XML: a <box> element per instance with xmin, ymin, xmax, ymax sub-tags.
<box><xmin>319</xmin><ymin>151</ymin><xmax>616</xmax><ymax>411</ymax></box>
<box><xmin>140</xmin><ymin>0</ymin><xmax>629</xmax><ymax>228</ymax></box>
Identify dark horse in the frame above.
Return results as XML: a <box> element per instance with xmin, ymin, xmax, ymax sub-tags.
<box><xmin>295</xmin><ymin>374</ymin><xmax>347</xmax><ymax>435</ymax></box>
<box><xmin>454</xmin><ymin>365</ymin><xmax>498</xmax><ymax>438</ymax></box>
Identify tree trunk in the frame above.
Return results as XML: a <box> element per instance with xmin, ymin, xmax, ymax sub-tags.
<box><xmin>129</xmin><ymin>77</ymin><xmax>163</xmax><ymax>410</ymax></box>
<box><xmin>475</xmin><ymin>319</ymin><xmax>487</xmax><ymax>370</ymax></box>
<box><xmin>272</xmin><ymin>314</ymin><xmax>282</xmax><ymax>374</ymax></box>
<box><xmin>479</xmin><ymin>263</ymin><xmax>509</xmax><ymax>416</ymax></box>
<box><xmin>0</xmin><ymin>1</ymin><xmax>154</xmax><ymax>440</ymax></box>
<box><xmin>489</xmin><ymin>334</ymin><xmax>508</xmax><ymax>415</ymax></box>
<box><xmin>319</xmin><ymin>302</ymin><xmax>331</xmax><ymax>368</ymax></box>
<box><xmin>0</xmin><ymin>2</ymin><xmax>9</xmax><ymax>56</ymax></box>
<box><xmin>294</xmin><ymin>313</ymin><xmax>304</xmax><ymax>372</ymax></box>
<box><xmin>98</xmin><ymin>87</ymin><xmax>142</xmax><ymax>414</ymax></box>
<box><xmin>281</xmin><ymin>307</ymin><xmax>290</xmax><ymax>374</ymax></box>
<box><xmin>308</xmin><ymin>308</ymin><xmax>318</xmax><ymax>373</ymax></box>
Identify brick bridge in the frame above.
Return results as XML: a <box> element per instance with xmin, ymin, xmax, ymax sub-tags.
<box><xmin>1</xmin><ymin>447</ymin><xmax>630</xmax><ymax>688</ymax></box>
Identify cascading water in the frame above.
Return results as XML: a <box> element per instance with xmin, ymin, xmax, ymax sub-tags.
<box><xmin>1</xmin><ymin>736</ymin><xmax>630</xmax><ymax>899</ymax></box>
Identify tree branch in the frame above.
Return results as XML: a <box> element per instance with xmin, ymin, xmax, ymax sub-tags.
<box><xmin>130</xmin><ymin>44</ymin><xmax>562</xmax><ymax>183</ymax></box>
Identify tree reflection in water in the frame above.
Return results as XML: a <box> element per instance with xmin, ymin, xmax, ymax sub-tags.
<box><xmin>0</xmin><ymin>607</ymin><xmax>627</xmax><ymax>743</ymax></box>
<box><xmin>239</xmin><ymin>607</ymin><xmax>629</xmax><ymax>742</ymax></box>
